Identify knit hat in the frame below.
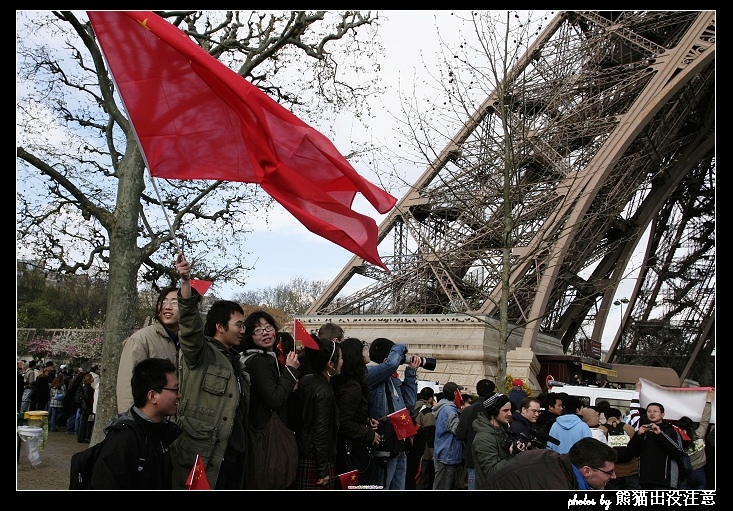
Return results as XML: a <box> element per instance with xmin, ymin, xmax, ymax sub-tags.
<box><xmin>580</xmin><ymin>407</ymin><xmax>600</xmax><ymax>428</ymax></box>
<box><xmin>512</xmin><ymin>378</ymin><xmax>523</xmax><ymax>386</ymax></box>
<box><xmin>483</xmin><ymin>393</ymin><xmax>510</xmax><ymax>416</ymax></box>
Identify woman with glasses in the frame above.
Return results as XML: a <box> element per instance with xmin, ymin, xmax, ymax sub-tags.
<box><xmin>240</xmin><ymin>310</ymin><xmax>301</xmax><ymax>489</ymax></box>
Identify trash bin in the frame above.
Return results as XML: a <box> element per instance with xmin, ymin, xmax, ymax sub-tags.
<box><xmin>24</xmin><ymin>411</ymin><xmax>49</xmax><ymax>450</ymax></box>
<box><xmin>17</xmin><ymin>426</ymin><xmax>43</xmax><ymax>466</ymax></box>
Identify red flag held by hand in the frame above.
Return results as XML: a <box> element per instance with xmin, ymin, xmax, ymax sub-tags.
<box><xmin>294</xmin><ymin>319</ymin><xmax>320</xmax><ymax>350</ymax></box>
<box><xmin>190</xmin><ymin>279</ymin><xmax>213</xmax><ymax>296</ymax></box>
<box><xmin>388</xmin><ymin>407</ymin><xmax>418</xmax><ymax>440</ymax></box>
<box><xmin>185</xmin><ymin>454</ymin><xmax>211</xmax><ymax>490</ymax></box>
<box><xmin>454</xmin><ymin>388</ymin><xmax>464</xmax><ymax>408</ymax></box>
<box><xmin>87</xmin><ymin>11</ymin><xmax>397</xmax><ymax>269</ymax></box>
<box><xmin>337</xmin><ymin>469</ymin><xmax>359</xmax><ymax>489</ymax></box>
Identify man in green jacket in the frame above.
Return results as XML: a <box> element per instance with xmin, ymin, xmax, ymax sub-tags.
<box><xmin>171</xmin><ymin>252</ymin><xmax>251</xmax><ymax>489</ymax></box>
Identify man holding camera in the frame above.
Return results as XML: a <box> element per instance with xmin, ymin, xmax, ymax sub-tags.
<box><xmin>366</xmin><ymin>338</ymin><xmax>420</xmax><ymax>490</ymax></box>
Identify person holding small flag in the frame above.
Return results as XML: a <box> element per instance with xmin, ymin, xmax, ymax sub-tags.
<box><xmin>292</xmin><ymin>337</ymin><xmax>343</xmax><ymax>489</ymax></box>
<box><xmin>172</xmin><ymin>253</ymin><xmax>251</xmax><ymax>490</ymax></box>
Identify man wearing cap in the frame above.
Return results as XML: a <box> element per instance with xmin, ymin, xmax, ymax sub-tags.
<box><xmin>472</xmin><ymin>393</ymin><xmax>516</xmax><ymax>488</ymax></box>
<box><xmin>508</xmin><ymin>378</ymin><xmax>528</xmax><ymax>413</ymax></box>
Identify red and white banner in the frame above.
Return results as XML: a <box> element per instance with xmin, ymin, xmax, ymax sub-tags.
<box><xmin>639</xmin><ymin>378</ymin><xmax>715</xmax><ymax>422</ymax></box>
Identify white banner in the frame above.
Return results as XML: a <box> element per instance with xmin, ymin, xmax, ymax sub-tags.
<box><xmin>639</xmin><ymin>378</ymin><xmax>715</xmax><ymax>422</ymax></box>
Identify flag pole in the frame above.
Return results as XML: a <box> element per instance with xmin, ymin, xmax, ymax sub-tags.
<box><xmin>91</xmin><ymin>14</ymin><xmax>181</xmax><ymax>253</ymax></box>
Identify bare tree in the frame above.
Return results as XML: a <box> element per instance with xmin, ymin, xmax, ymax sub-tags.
<box><xmin>16</xmin><ymin>10</ymin><xmax>383</xmax><ymax>440</ymax></box>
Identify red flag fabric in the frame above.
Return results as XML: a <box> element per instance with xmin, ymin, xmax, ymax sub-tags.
<box><xmin>388</xmin><ymin>407</ymin><xmax>418</xmax><ymax>441</ymax></box>
<box><xmin>189</xmin><ymin>279</ymin><xmax>213</xmax><ymax>296</ymax></box>
<box><xmin>185</xmin><ymin>454</ymin><xmax>211</xmax><ymax>490</ymax></box>
<box><xmin>275</xmin><ymin>336</ymin><xmax>286</xmax><ymax>367</ymax></box>
<box><xmin>337</xmin><ymin>469</ymin><xmax>359</xmax><ymax>489</ymax></box>
<box><xmin>454</xmin><ymin>388</ymin><xmax>464</xmax><ymax>408</ymax></box>
<box><xmin>294</xmin><ymin>319</ymin><xmax>320</xmax><ymax>350</ymax></box>
<box><xmin>87</xmin><ymin>11</ymin><xmax>397</xmax><ymax>269</ymax></box>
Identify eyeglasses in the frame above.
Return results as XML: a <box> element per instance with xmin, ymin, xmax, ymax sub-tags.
<box><xmin>160</xmin><ymin>387</ymin><xmax>181</xmax><ymax>393</ymax></box>
<box><xmin>228</xmin><ymin>322</ymin><xmax>246</xmax><ymax>331</ymax></box>
<box><xmin>252</xmin><ymin>325</ymin><xmax>275</xmax><ymax>335</ymax></box>
<box><xmin>161</xmin><ymin>299</ymin><xmax>178</xmax><ymax>307</ymax></box>
<box><xmin>527</xmin><ymin>409</ymin><xmax>541</xmax><ymax>414</ymax></box>
<box><xmin>589</xmin><ymin>466</ymin><xmax>615</xmax><ymax>477</ymax></box>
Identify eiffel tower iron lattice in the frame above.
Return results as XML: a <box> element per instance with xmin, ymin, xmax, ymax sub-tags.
<box><xmin>306</xmin><ymin>11</ymin><xmax>715</xmax><ymax>385</ymax></box>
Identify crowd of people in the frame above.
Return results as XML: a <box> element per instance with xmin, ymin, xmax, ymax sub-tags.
<box><xmin>18</xmin><ymin>252</ymin><xmax>716</xmax><ymax>490</ymax></box>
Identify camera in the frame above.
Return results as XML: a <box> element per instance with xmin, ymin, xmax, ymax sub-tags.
<box><xmin>400</xmin><ymin>354</ymin><xmax>437</xmax><ymax>371</ymax></box>
<box><xmin>502</xmin><ymin>429</ymin><xmax>560</xmax><ymax>453</ymax></box>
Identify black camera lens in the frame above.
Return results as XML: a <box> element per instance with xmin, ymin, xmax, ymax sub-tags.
<box><xmin>421</xmin><ymin>357</ymin><xmax>437</xmax><ymax>371</ymax></box>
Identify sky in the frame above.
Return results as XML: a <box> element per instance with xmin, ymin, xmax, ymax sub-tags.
<box><xmin>221</xmin><ymin>11</ymin><xmax>477</xmax><ymax>296</ymax></box>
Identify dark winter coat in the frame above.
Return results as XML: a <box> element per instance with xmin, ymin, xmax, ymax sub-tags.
<box><xmin>90</xmin><ymin>408</ymin><xmax>182</xmax><ymax>489</ymax></box>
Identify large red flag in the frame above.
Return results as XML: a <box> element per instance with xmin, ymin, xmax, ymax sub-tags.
<box><xmin>185</xmin><ymin>454</ymin><xmax>211</xmax><ymax>490</ymax></box>
<box><xmin>387</xmin><ymin>407</ymin><xmax>418</xmax><ymax>440</ymax></box>
<box><xmin>294</xmin><ymin>319</ymin><xmax>320</xmax><ymax>350</ymax></box>
<box><xmin>337</xmin><ymin>469</ymin><xmax>359</xmax><ymax>489</ymax></box>
<box><xmin>87</xmin><ymin>11</ymin><xmax>397</xmax><ymax>269</ymax></box>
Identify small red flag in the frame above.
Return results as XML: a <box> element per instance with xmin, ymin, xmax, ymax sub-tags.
<box><xmin>294</xmin><ymin>319</ymin><xmax>320</xmax><ymax>350</ymax></box>
<box><xmin>387</xmin><ymin>407</ymin><xmax>418</xmax><ymax>440</ymax></box>
<box><xmin>454</xmin><ymin>388</ymin><xmax>464</xmax><ymax>408</ymax></box>
<box><xmin>337</xmin><ymin>469</ymin><xmax>359</xmax><ymax>489</ymax></box>
<box><xmin>87</xmin><ymin>11</ymin><xmax>397</xmax><ymax>269</ymax></box>
<box><xmin>190</xmin><ymin>279</ymin><xmax>213</xmax><ymax>296</ymax></box>
<box><xmin>185</xmin><ymin>454</ymin><xmax>211</xmax><ymax>490</ymax></box>
<box><xmin>275</xmin><ymin>336</ymin><xmax>286</xmax><ymax>367</ymax></box>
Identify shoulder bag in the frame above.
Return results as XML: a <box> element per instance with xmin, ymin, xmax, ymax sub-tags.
<box><xmin>245</xmin><ymin>411</ymin><xmax>298</xmax><ymax>489</ymax></box>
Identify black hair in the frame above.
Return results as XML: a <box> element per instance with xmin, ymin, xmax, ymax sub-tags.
<box><xmin>562</xmin><ymin>395</ymin><xmax>584</xmax><ymax>415</ymax></box>
<box><xmin>568</xmin><ymin>437</ymin><xmax>617</xmax><ymax>468</ymax></box>
<box><xmin>331</xmin><ymin>337</ymin><xmax>368</xmax><ymax>398</ymax></box>
<box><xmin>605</xmin><ymin>407</ymin><xmax>623</xmax><ymax>420</ymax></box>
<box><xmin>646</xmin><ymin>402</ymin><xmax>665</xmax><ymax>413</ymax></box>
<box><xmin>369</xmin><ymin>337</ymin><xmax>395</xmax><ymax>364</ymax></box>
<box><xmin>476</xmin><ymin>379</ymin><xmax>496</xmax><ymax>397</ymax></box>
<box><xmin>241</xmin><ymin>310</ymin><xmax>279</xmax><ymax>350</ymax></box>
<box><xmin>203</xmin><ymin>300</ymin><xmax>245</xmax><ymax>337</ymax></box>
<box><xmin>156</xmin><ymin>286</ymin><xmax>179</xmax><ymax>321</ymax></box>
<box><xmin>418</xmin><ymin>387</ymin><xmax>435</xmax><ymax>400</ymax></box>
<box><xmin>305</xmin><ymin>337</ymin><xmax>341</xmax><ymax>373</ymax></box>
<box><xmin>278</xmin><ymin>331</ymin><xmax>295</xmax><ymax>356</ymax></box>
<box><xmin>131</xmin><ymin>357</ymin><xmax>177</xmax><ymax>408</ymax></box>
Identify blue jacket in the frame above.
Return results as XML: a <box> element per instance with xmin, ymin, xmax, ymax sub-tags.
<box><xmin>547</xmin><ymin>414</ymin><xmax>592</xmax><ymax>454</ymax></box>
<box><xmin>366</xmin><ymin>344</ymin><xmax>417</xmax><ymax>422</ymax></box>
<box><xmin>432</xmin><ymin>398</ymin><xmax>463</xmax><ymax>465</ymax></box>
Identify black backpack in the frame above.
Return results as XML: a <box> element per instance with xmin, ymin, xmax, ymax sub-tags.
<box><xmin>69</xmin><ymin>419</ymin><xmax>147</xmax><ymax>489</ymax></box>
<box><xmin>74</xmin><ymin>383</ymin><xmax>84</xmax><ymax>406</ymax></box>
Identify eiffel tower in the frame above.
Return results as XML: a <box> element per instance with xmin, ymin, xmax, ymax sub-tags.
<box><xmin>306</xmin><ymin>11</ymin><xmax>715</xmax><ymax>385</ymax></box>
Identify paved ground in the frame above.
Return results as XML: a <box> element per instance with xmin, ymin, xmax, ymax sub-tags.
<box><xmin>17</xmin><ymin>426</ymin><xmax>88</xmax><ymax>490</ymax></box>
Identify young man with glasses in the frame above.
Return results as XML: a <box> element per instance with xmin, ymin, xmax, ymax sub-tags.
<box><xmin>171</xmin><ymin>252</ymin><xmax>251</xmax><ymax>489</ymax></box>
<box><xmin>90</xmin><ymin>357</ymin><xmax>182</xmax><ymax>489</ymax></box>
<box><xmin>116</xmin><ymin>286</ymin><xmax>181</xmax><ymax>413</ymax></box>
<box><xmin>482</xmin><ymin>437</ymin><xmax>618</xmax><ymax>490</ymax></box>
<box><xmin>508</xmin><ymin>396</ymin><xmax>543</xmax><ymax>444</ymax></box>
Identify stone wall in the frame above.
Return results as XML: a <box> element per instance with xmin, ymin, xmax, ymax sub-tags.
<box><xmin>299</xmin><ymin>314</ymin><xmax>564</xmax><ymax>395</ymax></box>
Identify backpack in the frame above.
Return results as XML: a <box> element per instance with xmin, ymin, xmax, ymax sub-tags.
<box><xmin>74</xmin><ymin>383</ymin><xmax>84</xmax><ymax>405</ymax></box>
<box><xmin>69</xmin><ymin>419</ymin><xmax>147</xmax><ymax>489</ymax></box>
